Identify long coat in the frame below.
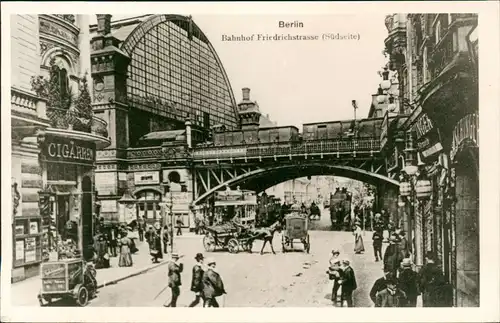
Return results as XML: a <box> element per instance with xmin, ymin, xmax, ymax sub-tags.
<box><xmin>191</xmin><ymin>264</ymin><xmax>204</xmax><ymax>293</ymax></box>
<box><xmin>383</xmin><ymin>244</ymin><xmax>404</xmax><ymax>273</ymax></box>
<box><xmin>418</xmin><ymin>262</ymin><xmax>447</xmax><ymax>306</ymax></box>
<box><xmin>398</xmin><ymin>268</ymin><xmax>420</xmax><ymax>300</ymax></box>
<box><xmin>340</xmin><ymin>266</ymin><xmax>357</xmax><ymax>294</ymax></box>
<box><xmin>202</xmin><ymin>268</ymin><xmax>226</xmax><ymax>298</ymax></box>
<box><xmin>168</xmin><ymin>261</ymin><xmax>183</xmax><ymax>288</ymax></box>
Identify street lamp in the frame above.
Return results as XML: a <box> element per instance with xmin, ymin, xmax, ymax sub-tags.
<box><xmin>164</xmin><ymin>191</ymin><xmax>174</xmax><ymax>253</ymax></box>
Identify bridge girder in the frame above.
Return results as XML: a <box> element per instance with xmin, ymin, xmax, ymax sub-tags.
<box><xmin>192</xmin><ymin>158</ymin><xmax>398</xmax><ymax>205</ymax></box>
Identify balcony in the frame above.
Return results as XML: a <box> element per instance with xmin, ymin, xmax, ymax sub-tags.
<box><xmin>44</xmin><ymin>107</ymin><xmax>110</xmax><ymax>148</ymax></box>
<box><xmin>46</xmin><ymin>107</ymin><xmax>108</xmax><ymax>138</ymax></box>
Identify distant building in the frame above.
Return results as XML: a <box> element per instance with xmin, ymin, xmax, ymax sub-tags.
<box><xmin>260</xmin><ymin>113</ymin><xmax>277</xmax><ymax>127</ymax></box>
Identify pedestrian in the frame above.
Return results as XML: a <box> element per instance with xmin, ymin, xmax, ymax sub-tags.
<box><xmin>339</xmin><ymin>259</ymin><xmax>357</xmax><ymax>307</ymax></box>
<box><xmin>149</xmin><ymin>229</ymin><xmax>163</xmax><ymax>263</ymax></box>
<box><xmin>108</xmin><ymin>225</ymin><xmax>118</xmax><ymax>257</ymax></box>
<box><xmin>383</xmin><ymin>233</ymin><xmax>404</xmax><ymax>276</ymax></box>
<box><xmin>326</xmin><ymin>249</ymin><xmax>342</xmax><ymax>305</ymax></box>
<box><xmin>202</xmin><ymin>257</ymin><xmax>226</xmax><ymax>307</ymax></box>
<box><xmin>138</xmin><ymin>216</ymin><xmax>145</xmax><ymax>242</ymax></box>
<box><xmin>164</xmin><ymin>253</ymin><xmax>184</xmax><ymax>307</ymax></box>
<box><xmin>375</xmin><ymin>277</ymin><xmax>407</xmax><ymax>307</ymax></box>
<box><xmin>118</xmin><ymin>232</ymin><xmax>133</xmax><ymax>267</ymax></box>
<box><xmin>369</xmin><ymin>271</ymin><xmax>394</xmax><ymax>306</ymax></box>
<box><xmin>94</xmin><ymin>235</ymin><xmax>110</xmax><ymax>269</ymax></box>
<box><xmin>353</xmin><ymin>223</ymin><xmax>365</xmax><ymax>254</ymax></box>
<box><xmin>189</xmin><ymin>253</ymin><xmax>206</xmax><ymax>307</ymax></box>
<box><xmin>372</xmin><ymin>228</ymin><xmax>383</xmax><ymax>262</ymax></box>
<box><xmin>398</xmin><ymin>230</ymin><xmax>411</xmax><ymax>258</ymax></box>
<box><xmin>162</xmin><ymin>226</ymin><xmax>170</xmax><ymax>254</ymax></box>
<box><xmin>176</xmin><ymin>214</ymin><xmax>184</xmax><ymax>236</ymax></box>
<box><xmin>418</xmin><ymin>252</ymin><xmax>447</xmax><ymax>307</ymax></box>
<box><xmin>397</xmin><ymin>258</ymin><xmax>420</xmax><ymax>307</ymax></box>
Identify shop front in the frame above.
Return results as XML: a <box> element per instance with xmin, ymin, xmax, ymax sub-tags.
<box><xmin>12</xmin><ymin>135</ymin><xmax>98</xmax><ymax>281</ymax></box>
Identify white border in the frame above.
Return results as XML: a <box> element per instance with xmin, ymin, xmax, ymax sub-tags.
<box><xmin>2</xmin><ymin>2</ymin><xmax>499</xmax><ymax>322</ymax></box>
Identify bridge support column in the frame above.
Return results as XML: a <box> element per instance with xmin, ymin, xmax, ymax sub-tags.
<box><xmin>378</xmin><ymin>183</ymin><xmax>400</xmax><ymax>227</ymax></box>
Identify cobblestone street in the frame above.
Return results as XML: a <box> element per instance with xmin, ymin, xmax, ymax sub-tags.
<box><xmin>88</xmin><ymin>208</ymin><xmax>385</xmax><ymax>307</ymax></box>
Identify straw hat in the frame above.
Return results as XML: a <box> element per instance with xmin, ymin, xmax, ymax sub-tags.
<box><xmin>205</xmin><ymin>257</ymin><xmax>216</xmax><ymax>265</ymax></box>
<box><xmin>401</xmin><ymin>258</ymin><xmax>412</xmax><ymax>268</ymax></box>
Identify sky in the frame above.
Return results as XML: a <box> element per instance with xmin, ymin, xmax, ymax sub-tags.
<box><xmin>90</xmin><ymin>14</ymin><xmax>388</xmax><ymax>128</ymax></box>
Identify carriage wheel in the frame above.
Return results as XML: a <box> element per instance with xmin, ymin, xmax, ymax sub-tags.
<box><xmin>304</xmin><ymin>234</ymin><xmax>311</xmax><ymax>253</ymax></box>
<box><xmin>203</xmin><ymin>234</ymin><xmax>216</xmax><ymax>252</ymax></box>
<box><xmin>227</xmin><ymin>238</ymin><xmax>240</xmax><ymax>254</ymax></box>
<box><xmin>75</xmin><ymin>286</ymin><xmax>89</xmax><ymax>307</ymax></box>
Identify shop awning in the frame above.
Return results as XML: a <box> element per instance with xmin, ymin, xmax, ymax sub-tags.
<box><xmin>139</xmin><ymin>130</ymin><xmax>185</xmax><ymax>141</ymax></box>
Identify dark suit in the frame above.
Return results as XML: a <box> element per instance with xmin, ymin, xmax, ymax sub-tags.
<box><xmin>166</xmin><ymin>261</ymin><xmax>183</xmax><ymax>307</ymax></box>
<box><xmin>369</xmin><ymin>276</ymin><xmax>388</xmax><ymax>305</ymax></box>
<box><xmin>340</xmin><ymin>266</ymin><xmax>357</xmax><ymax>307</ymax></box>
<box><xmin>203</xmin><ymin>268</ymin><xmax>226</xmax><ymax>307</ymax></box>
<box><xmin>418</xmin><ymin>262</ymin><xmax>446</xmax><ymax>307</ymax></box>
<box><xmin>398</xmin><ymin>268</ymin><xmax>420</xmax><ymax>306</ymax></box>
<box><xmin>189</xmin><ymin>264</ymin><xmax>205</xmax><ymax>307</ymax></box>
<box><xmin>383</xmin><ymin>243</ymin><xmax>404</xmax><ymax>275</ymax></box>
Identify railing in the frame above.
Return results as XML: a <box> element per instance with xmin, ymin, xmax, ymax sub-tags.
<box><xmin>46</xmin><ymin>107</ymin><xmax>108</xmax><ymax>138</ymax></box>
<box><xmin>11</xmin><ymin>87</ymin><xmax>47</xmax><ymax>118</ymax></box>
<box><xmin>192</xmin><ymin>137</ymin><xmax>381</xmax><ymax>160</ymax></box>
<box><xmin>127</xmin><ymin>147</ymin><xmax>163</xmax><ymax>159</ymax></box>
<box><xmin>430</xmin><ymin>24</ymin><xmax>456</xmax><ymax>77</ymax></box>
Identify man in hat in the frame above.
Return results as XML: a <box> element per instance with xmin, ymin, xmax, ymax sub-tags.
<box><xmin>369</xmin><ymin>270</ymin><xmax>394</xmax><ymax>306</ymax></box>
<box><xmin>383</xmin><ymin>233</ymin><xmax>404</xmax><ymax>276</ymax></box>
<box><xmin>189</xmin><ymin>253</ymin><xmax>205</xmax><ymax>307</ymax></box>
<box><xmin>372</xmin><ymin>227</ymin><xmax>384</xmax><ymax>262</ymax></box>
<box><xmin>339</xmin><ymin>259</ymin><xmax>357</xmax><ymax>307</ymax></box>
<box><xmin>202</xmin><ymin>257</ymin><xmax>226</xmax><ymax>307</ymax></box>
<box><xmin>418</xmin><ymin>252</ymin><xmax>447</xmax><ymax>307</ymax></box>
<box><xmin>398</xmin><ymin>230</ymin><xmax>411</xmax><ymax>258</ymax></box>
<box><xmin>164</xmin><ymin>253</ymin><xmax>184</xmax><ymax>307</ymax></box>
<box><xmin>397</xmin><ymin>258</ymin><xmax>419</xmax><ymax>307</ymax></box>
<box><xmin>375</xmin><ymin>276</ymin><xmax>407</xmax><ymax>307</ymax></box>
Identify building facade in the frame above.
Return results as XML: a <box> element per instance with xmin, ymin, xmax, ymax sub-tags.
<box><xmin>89</xmin><ymin>15</ymin><xmax>269</xmax><ymax>229</ymax></box>
<box><xmin>383</xmin><ymin>13</ymin><xmax>479</xmax><ymax>306</ymax></box>
<box><xmin>11</xmin><ymin>14</ymin><xmax>110</xmax><ymax>282</ymax></box>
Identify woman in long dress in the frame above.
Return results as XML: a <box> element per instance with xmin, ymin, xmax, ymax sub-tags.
<box><xmin>118</xmin><ymin>233</ymin><xmax>133</xmax><ymax>267</ymax></box>
<box><xmin>353</xmin><ymin>224</ymin><xmax>365</xmax><ymax>254</ymax></box>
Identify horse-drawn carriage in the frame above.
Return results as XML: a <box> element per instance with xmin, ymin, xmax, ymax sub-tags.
<box><xmin>203</xmin><ymin>221</ymin><xmax>254</xmax><ymax>254</ymax></box>
<box><xmin>281</xmin><ymin>212</ymin><xmax>310</xmax><ymax>253</ymax></box>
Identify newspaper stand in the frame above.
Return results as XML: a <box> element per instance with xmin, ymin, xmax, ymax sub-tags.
<box><xmin>38</xmin><ymin>258</ymin><xmax>95</xmax><ymax>306</ymax></box>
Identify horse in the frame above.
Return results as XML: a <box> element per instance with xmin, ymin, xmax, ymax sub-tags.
<box><xmin>247</xmin><ymin>221</ymin><xmax>282</xmax><ymax>255</ymax></box>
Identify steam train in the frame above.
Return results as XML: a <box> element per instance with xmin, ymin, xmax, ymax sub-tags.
<box><xmin>329</xmin><ymin>187</ymin><xmax>353</xmax><ymax>231</ymax></box>
<box><xmin>193</xmin><ymin>117</ymin><xmax>385</xmax><ymax>159</ymax></box>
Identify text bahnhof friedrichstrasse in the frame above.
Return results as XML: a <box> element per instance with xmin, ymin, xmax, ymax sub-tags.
<box><xmin>221</xmin><ymin>33</ymin><xmax>360</xmax><ymax>42</ymax></box>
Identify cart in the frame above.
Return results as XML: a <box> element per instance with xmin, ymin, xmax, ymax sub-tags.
<box><xmin>37</xmin><ymin>258</ymin><xmax>97</xmax><ymax>307</ymax></box>
<box><xmin>203</xmin><ymin>222</ymin><xmax>254</xmax><ymax>254</ymax></box>
<box><xmin>281</xmin><ymin>213</ymin><xmax>310</xmax><ymax>253</ymax></box>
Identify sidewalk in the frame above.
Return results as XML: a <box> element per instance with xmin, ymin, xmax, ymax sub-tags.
<box><xmin>10</xmin><ymin>240</ymin><xmax>169</xmax><ymax>307</ymax></box>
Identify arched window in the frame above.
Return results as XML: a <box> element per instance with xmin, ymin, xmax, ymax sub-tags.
<box><xmin>59</xmin><ymin>68</ymin><xmax>69</xmax><ymax>97</ymax></box>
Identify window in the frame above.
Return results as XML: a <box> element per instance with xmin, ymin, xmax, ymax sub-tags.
<box><xmin>47</xmin><ymin>163</ymin><xmax>77</xmax><ymax>182</ymax></box>
<box><xmin>126</xmin><ymin>19</ymin><xmax>238</xmax><ymax>130</ymax></box>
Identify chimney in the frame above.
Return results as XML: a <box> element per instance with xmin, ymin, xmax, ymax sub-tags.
<box><xmin>242</xmin><ymin>87</ymin><xmax>250</xmax><ymax>100</ymax></box>
<box><xmin>96</xmin><ymin>14</ymin><xmax>112</xmax><ymax>35</ymax></box>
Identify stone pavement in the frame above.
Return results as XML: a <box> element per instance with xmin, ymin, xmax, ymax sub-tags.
<box><xmin>10</xmin><ymin>233</ymin><xmax>200</xmax><ymax>307</ymax></box>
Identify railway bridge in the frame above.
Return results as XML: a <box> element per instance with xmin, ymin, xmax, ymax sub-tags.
<box><xmin>190</xmin><ymin>135</ymin><xmax>401</xmax><ymax>214</ymax></box>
